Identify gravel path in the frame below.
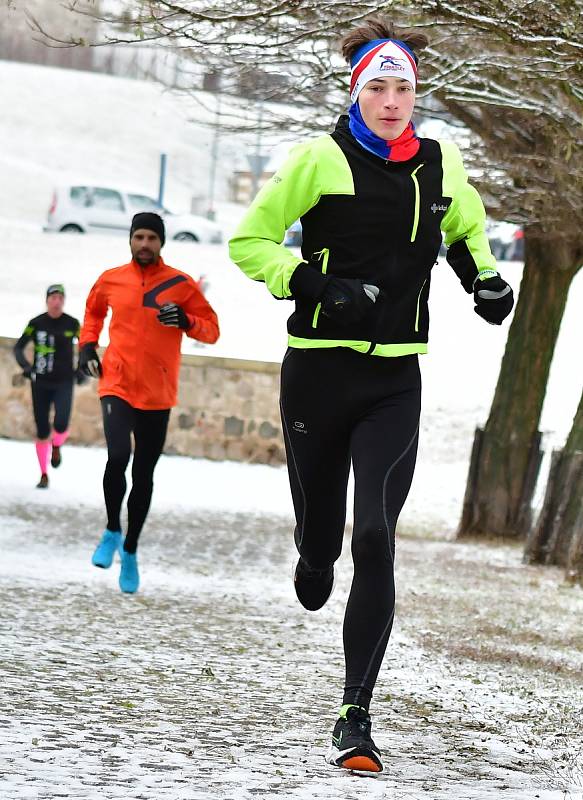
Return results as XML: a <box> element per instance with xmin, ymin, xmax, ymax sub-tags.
<box><xmin>1</xmin><ymin>500</ymin><xmax>582</xmax><ymax>799</ymax></box>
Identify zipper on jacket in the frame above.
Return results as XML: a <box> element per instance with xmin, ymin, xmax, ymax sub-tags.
<box><xmin>136</xmin><ymin>271</ymin><xmax>147</xmax><ymax>399</ymax></box>
<box><xmin>410</xmin><ymin>164</ymin><xmax>425</xmax><ymax>243</ymax></box>
<box><xmin>311</xmin><ymin>248</ymin><xmax>330</xmax><ymax>328</ymax></box>
<box><xmin>415</xmin><ymin>278</ymin><xmax>427</xmax><ymax>332</ymax></box>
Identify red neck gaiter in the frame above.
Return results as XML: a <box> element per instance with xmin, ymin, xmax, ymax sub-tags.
<box><xmin>386</xmin><ymin>122</ymin><xmax>421</xmax><ymax>162</ymax></box>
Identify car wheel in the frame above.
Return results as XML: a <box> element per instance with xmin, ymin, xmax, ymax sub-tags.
<box><xmin>173</xmin><ymin>231</ymin><xmax>198</xmax><ymax>242</ymax></box>
<box><xmin>60</xmin><ymin>224</ymin><xmax>84</xmax><ymax>233</ymax></box>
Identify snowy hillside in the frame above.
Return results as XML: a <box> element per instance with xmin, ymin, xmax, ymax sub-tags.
<box><xmin>0</xmin><ymin>59</ymin><xmax>295</xmax><ymax>225</ymax></box>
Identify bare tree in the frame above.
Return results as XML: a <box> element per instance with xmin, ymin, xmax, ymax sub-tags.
<box><xmin>31</xmin><ymin>0</ymin><xmax>583</xmax><ymax>544</ymax></box>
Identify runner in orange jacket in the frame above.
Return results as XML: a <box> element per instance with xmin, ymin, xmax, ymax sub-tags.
<box><xmin>79</xmin><ymin>212</ymin><xmax>219</xmax><ymax>593</ymax></box>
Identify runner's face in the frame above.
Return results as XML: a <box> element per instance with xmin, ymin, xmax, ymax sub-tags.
<box><xmin>130</xmin><ymin>230</ymin><xmax>162</xmax><ymax>266</ymax></box>
<box><xmin>358</xmin><ymin>76</ymin><xmax>415</xmax><ymax>139</ymax></box>
<box><xmin>46</xmin><ymin>293</ymin><xmax>64</xmax><ymax>317</ymax></box>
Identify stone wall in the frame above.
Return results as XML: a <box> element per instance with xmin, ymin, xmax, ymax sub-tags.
<box><xmin>0</xmin><ymin>337</ymin><xmax>285</xmax><ymax>464</ymax></box>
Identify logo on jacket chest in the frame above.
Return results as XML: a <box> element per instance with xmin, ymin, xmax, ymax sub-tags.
<box><xmin>431</xmin><ymin>202</ymin><xmax>449</xmax><ymax>214</ymax></box>
<box><xmin>142</xmin><ymin>276</ymin><xmax>187</xmax><ymax>309</ymax></box>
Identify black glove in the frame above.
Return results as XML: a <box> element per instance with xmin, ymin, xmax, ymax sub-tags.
<box><xmin>288</xmin><ymin>262</ymin><xmax>329</xmax><ymax>302</ymax></box>
<box><xmin>75</xmin><ymin>367</ymin><xmax>89</xmax><ymax>386</ymax></box>
<box><xmin>289</xmin><ymin>263</ymin><xmax>378</xmax><ymax>326</ymax></box>
<box><xmin>157</xmin><ymin>303</ymin><xmax>191</xmax><ymax>330</ymax></box>
<box><xmin>321</xmin><ymin>278</ymin><xmax>378</xmax><ymax>325</ymax></box>
<box><xmin>78</xmin><ymin>343</ymin><xmax>102</xmax><ymax>378</ymax></box>
<box><xmin>473</xmin><ymin>273</ymin><xmax>514</xmax><ymax>325</ymax></box>
<box><xmin>22</xmin><ymin>364</ymin><xmax>33</xmax><ymax>380</ymax></box>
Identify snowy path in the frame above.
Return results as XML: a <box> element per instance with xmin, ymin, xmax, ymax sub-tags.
<box><xmin>1</xmin><ymin>448</ymin><xmax>582</xmax><ymax>799</ymax></box>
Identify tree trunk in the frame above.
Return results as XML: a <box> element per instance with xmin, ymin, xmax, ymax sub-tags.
<box><xmin>565</xmin><ymin>503</ymin><xmax>583</xmax><ymax>586</ymax></box>
<box><xmin>523</xmin><ymin>448</ymin><xmax>563</xmax><ymax>563</ymax></box>
<box><xmin>457</xmin><ymin>235</ymin><xmax>580</xmax><ymax>539</ymax></box>
<box><xmin>524</xmin><ymin>390</ymin><xmax>583</xmax><ymax>583</ymax></box>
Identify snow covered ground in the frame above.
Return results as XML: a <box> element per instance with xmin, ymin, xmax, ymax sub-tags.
<box><xmin>1</xmin><ymin>439</ymin><xmax>582</xmax><ymax>800</ymax></box>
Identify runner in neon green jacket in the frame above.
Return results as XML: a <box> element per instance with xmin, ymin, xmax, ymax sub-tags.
<box><xmin>229</xmin><ymin>16</ymin><xmax>514</xmax><ymax>774</ymax></box>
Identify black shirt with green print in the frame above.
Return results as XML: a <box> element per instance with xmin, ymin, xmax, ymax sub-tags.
<box><xmin>14</xmin><ymin>313</ymin><xmax>80</xmax><ymax>384</ymax></box>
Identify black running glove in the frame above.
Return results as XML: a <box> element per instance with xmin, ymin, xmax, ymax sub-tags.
<box><xmin>289</xmin><ymin>263</ymin><xmax>378</xmax><ymax>326</ymax></box>
<box><xmin>321</xmin><ymin>278</ymin><xmax>379</xmax><ymax>325</ymax></box>
<box><xmin>75</xmin><ymin>367</ymin><xmax>89</xmax><ymax>386</ymax></box>
<box><xmin>79</xmin><ymin>343</ymin><xmax>102</xmax><ymax>378</ymax></box>
<box><xmin>22</xmin><ymin>364</ymin><xmax>33</xmax><ymax>379</ymax></box>
<box><xmin>157</xmin><ymin>303</ymin><xmax>191</xmax><ymax>330</ymax></box>
<box><xmin>288</xmin><ymin>262</ymin><xmax>329</xmax><ymax>302</ymax></box>
<box><xmin>474</xmin><ymin>273</ymin><xmax>514</xmax><ymax>325</ymax></box>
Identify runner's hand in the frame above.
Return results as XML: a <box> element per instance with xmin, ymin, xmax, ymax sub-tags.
<box><xmin>289</xmin><ymin>264</ymin><xmax>379</xmax><ymax>325</ymax></box>
<box><xmin>157</xmin><ymin>303</ymin><xmax>191</xmax><ymax>330</ymax></box>
<box><xmin>75</xmin><ymin>367</ymin><xmax>89</xmax><ymax>386</ymax></box>
<box><xmin>473</xmin><ymin>273</ymin><xmax>514</xmax><ymax>325</ymax></box>
<box><xmin>22</xmin><ymin>364</ymin><xmax>33</xmax><ymax>380</ymax></box>
<box><xmin>288</xmin><ymin>262</ymin><xmax>328</xmax><ymax>301</ymax></box>
<box><xmin>79</xmin><ymin>343</ymin><xmax>102</xmax><ymax>378</ymax></box>
<box><xmin>321</xmin><ymin>278</ymin><xmax>379</xmax><ymax>325</ymax></box>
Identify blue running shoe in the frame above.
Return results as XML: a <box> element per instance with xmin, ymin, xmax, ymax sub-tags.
<box><xmin>91</xmin><ymin>529</ymin><xmax>122</xmax><ymax>569</ymax></box>
<box><xmin>119</xmin><ymin>548</ymin><xmax>140</xmax><ymax>594</ymax></box>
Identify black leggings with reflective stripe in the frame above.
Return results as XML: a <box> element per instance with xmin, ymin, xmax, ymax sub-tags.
<box><xmin>101</xmin><ymin>396</ymin><xmax>170</xmax><ymax>554</ymax></box>
<box><xmin>280</xmin><ymin>347</ymin><xmax>421</xmax><ymax>710</ymax></box>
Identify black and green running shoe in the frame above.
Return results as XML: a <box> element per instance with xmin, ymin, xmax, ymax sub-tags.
<box><xmin>326</xmin><ymin>705</ymin><xmax>383</xmax><ymax>773</ymax></box>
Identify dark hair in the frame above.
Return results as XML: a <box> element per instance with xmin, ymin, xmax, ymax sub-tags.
<box><xmin>340</xmin><ymin>15</ymin><xmax>429</xmax><ymax>67</ymax></box>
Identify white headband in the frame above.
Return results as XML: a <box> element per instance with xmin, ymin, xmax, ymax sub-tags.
<box><xmin>350</xmin><ymin>40</ymin><xmax>418</xmax><ymax>104</ymax></box>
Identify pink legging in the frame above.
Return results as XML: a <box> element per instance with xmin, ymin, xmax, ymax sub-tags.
<box><xmin>52</xmin><ymin>430</ymin><xmax>69</xmax><ymax>447</ymax></box>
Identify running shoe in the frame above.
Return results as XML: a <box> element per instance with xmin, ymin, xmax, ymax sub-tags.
<box><xmin>36</xmin><ymin>473</ymin><xmax>49</xmax><ymax>489</ymax></box>
<box><xmin>119</xmin><ymin>548</ymin><xmax>139</xmax><ymax>594</ymax></box>
<box><xmin>51</xmin><ymin>445</ymin><xmax>61</xmax><ymax>468</ymax></box>
<box><xmin>91</xmin><ymin>529</ymin><xmax>122</xmax><ymax>569</ymax></box>
<box><xmin>326</xmin><ymin>705</ymin><xmax>383</xmax><ymax>773</ymax></box>
<box><xmin>293</xmin><ymin>557</ymin><xmax>334</xmax><ymax>611</ymax></box>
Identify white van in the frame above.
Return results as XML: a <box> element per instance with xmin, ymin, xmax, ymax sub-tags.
<box><xmin>44</xmin><ymin>185</ymin><xmax>223</xmax><ymax>244</ymax></box>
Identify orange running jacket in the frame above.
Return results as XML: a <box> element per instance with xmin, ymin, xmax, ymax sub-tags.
<box><xmin>80</xmin><ymin>258</ymin><xmax>219</xmax><ymax>410</ymax></box>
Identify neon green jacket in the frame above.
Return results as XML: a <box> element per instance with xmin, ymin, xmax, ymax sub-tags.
<box><xmin>230</xmin><ymin>116</ymin><xmax>496</xmax><ymax>357</ymax></box>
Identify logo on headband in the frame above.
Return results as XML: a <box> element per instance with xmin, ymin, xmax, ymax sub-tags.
<box><xmin>379</xmin><ymin>55</ymin><xmax>406</xmax><ymax>71</ymax></box>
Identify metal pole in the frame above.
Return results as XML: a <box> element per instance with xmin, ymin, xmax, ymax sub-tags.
<box><xmin>158</xmin><ymin>153</ymin><xmax>167</xmax><ymax>207</ymax></box>
<box><xmin>207</xmin><ymin>94</ymin><xmax>221</xmax><ymax>221</ymax></box>
<box><xmin>251</xmin><ymin>101</ymin><xmax>264</xmax><ymax>200</ymax></box>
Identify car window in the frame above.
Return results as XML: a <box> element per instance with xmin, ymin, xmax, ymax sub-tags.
<box><xmin>127</xmin><ymin>194</ymin><xmax>162</xmax><ymax>212</ymax></box>
<box><xmin>69</xmin><ymin>186</ymin><xmax>90</xmax><ymax>207</ymax></box>
<box><xmin>91</xmin><ymin>188</ymin><xmax>125</xmax><ymax>212</ymax></box>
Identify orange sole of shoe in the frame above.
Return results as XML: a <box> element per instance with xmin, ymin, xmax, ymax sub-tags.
<box><xmin>341</xmin><ymin>755</ymin><xmax>381</xmax><ymax>773</ymax></box>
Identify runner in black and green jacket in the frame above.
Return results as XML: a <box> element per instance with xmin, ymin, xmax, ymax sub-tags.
<box><xmin>229</xmin><ymin>16</ymin><xmax>514</xmax><ymax>774</ymax></box>
<box><xmin>13</xmin><ymin>284</ymin><xmax>84</xmax><ymax>489</ymax></box>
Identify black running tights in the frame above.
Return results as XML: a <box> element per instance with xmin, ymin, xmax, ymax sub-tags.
<box><xmin>31</xmin><ymin>380</ymin><xmax>73</xmax><ymax>440</ymax></box>
<box><xmin>101</xmin><ymin>396</ymin><xmax>170</xmax><ymax>553</ymax></box>
<box><xmin>280</xmin><ymin>348</ymin><xmax>421</xmax><ymax>711</ymax></box>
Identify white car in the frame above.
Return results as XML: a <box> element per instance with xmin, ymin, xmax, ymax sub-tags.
<box><xmin>44</xmin><ymin>185</ymin><xmax>223</xmax><ymax>244</ymax></box>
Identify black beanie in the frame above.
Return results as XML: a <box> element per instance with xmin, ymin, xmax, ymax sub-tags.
<box><xmin>130</xmin><ymin>212</ymin><xmax>165</xmax><ymax>246</ymax></box>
